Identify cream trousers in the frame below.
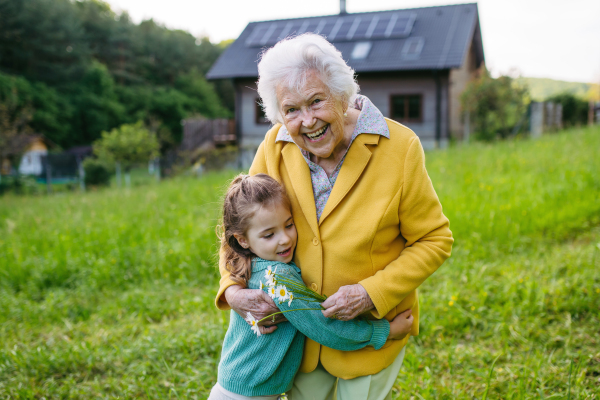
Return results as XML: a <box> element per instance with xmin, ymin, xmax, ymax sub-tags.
<box><xmin>289</xmin><ymin>347</ymin><xmax>406</xmax><ymax>400</ymax></box>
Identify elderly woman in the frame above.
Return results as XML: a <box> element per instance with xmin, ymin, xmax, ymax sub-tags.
<box><xmin>215</xmin><ymin>34</ymin><xmax>453</xmax><ymax>399</ymax></box>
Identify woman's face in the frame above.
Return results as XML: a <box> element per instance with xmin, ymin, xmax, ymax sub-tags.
<box><xmin>277</xmin><ymin>70</ymin><xmax>347</xmax><ymax>160</ymax></box>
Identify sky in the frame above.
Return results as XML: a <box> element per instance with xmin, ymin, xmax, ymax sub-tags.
<box><xmin>105</xmin><ymin>0</ymin><xmax>600</xmax><ymax>84</ymax></box>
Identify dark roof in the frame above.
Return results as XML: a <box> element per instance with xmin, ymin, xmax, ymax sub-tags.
<box><xmin>207</xmin><ymin>3</ymin><xmax>484</xmax><ymax>80</ymax></box>
<box><xmin>5</xmin><ymin>134</ymin><xmax>56</xmax><ymax>155</ymax></box>
<box><xmin>66</xmin><ymin>145</ymin><xmax>93</xmax><ymax>158</ymax></box>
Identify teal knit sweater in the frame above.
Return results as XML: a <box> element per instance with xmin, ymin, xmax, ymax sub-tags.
<box><xmin>217</xmin><ymin>257</ymin><xmax>390</xmax><ymax>396</ymax></box>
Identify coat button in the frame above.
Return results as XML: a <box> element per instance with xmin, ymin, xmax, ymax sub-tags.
<box><xmin>312</xmin><ymin>237</ymin><xmax>319</xmax><ymax>246</ymax></box>
<box><xmin>310</xmin><ymin>283</ymin><xmax>318</xmax><ymax>291</ymax></box>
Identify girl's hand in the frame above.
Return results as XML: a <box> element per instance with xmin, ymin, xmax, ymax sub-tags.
<box><xmin>388</xmin><ymin>309</ymin><xmax>413</xmax><ymax>340</ymax></box>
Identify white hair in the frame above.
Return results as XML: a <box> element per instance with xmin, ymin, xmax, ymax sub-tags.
<box><xmin>256</xmin><ymin>33</ymin><xmax>359</xmax><ymax>125</ymax></box>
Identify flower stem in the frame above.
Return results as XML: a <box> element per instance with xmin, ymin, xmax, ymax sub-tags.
<box><xmin>257</xmin><ymin>308</ymin><xmax>323</xmax><ymax>324</ymax></box>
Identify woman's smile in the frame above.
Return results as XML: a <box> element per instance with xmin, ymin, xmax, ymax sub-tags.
<box><xmin>304</xmin><ymin>124</ymin><xmax>329</xmax><ymax>142</ymax></box>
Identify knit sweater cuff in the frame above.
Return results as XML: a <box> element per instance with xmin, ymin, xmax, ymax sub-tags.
<box><xmin>369</xmin><ymin>320</ymin><xmax>390</xmax><ymax>350</ymax></box>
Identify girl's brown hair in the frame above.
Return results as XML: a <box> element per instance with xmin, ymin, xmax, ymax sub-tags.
<box><xmin>218</xmin><ymin>173</ymin><xmax>291</xmax><ymax>287</ymax></box>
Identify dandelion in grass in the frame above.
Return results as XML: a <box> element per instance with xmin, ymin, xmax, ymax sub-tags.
<box><xmin>245</xmin><ymin>312</ymin><xmax>261</xmax><ymax>337</ymax></box>
<box><xmin>276</xmin><ymin>285</ymin><xmax>290</xmax><ymax>302</ymax></box>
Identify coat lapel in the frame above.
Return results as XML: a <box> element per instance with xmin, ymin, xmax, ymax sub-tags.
<box><xmin>319</xmin><ymin>134</ymin><xmax>380</xmax><ymax>225</ymax></box>
<box><xmin>281</xmin><ymin>143</ymin><xmax>320</xmax><ymax>238</ymax></box>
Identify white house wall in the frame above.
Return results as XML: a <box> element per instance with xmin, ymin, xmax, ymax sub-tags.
<box><xmin>18</xmin><ymin>150</ymin><xmax>47</xmax><ymax>175</ymax></box>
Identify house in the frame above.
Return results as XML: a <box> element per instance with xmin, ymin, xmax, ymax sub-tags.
<box><xmin>0</xmin><ymin>134</ymin><xmax>55</xmax><ymax>176</ymax></box>
<box><xmin>207</xmin><ymin>2</ymin><xmax>485</xmax><ymax>149</ymax></box>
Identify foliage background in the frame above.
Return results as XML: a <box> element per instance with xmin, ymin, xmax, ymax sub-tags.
<box><xmin>0</xmin><ymin>0</ymin><xmax>233</xmax><ymax>149</ymax></box>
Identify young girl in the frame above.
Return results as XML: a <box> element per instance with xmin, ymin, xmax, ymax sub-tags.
<box><xmin>210</xmin><ymin>174</ymin><xmax>413</xmax><ymax>400</ymax></box>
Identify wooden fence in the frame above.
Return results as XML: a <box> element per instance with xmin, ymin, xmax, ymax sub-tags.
<box><xmin>180</xmin><ymin>118</ymin><xmax>236</xmax><ymax>152</ymax></box>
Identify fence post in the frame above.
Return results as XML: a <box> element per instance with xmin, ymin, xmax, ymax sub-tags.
<box><xmin>116</xmin><ymin>162</ymin><xmax>122</xmax><ymax>187</ymax></box>
<box><xmin>45</xmin><ymin>157</ymin><xmax>52</xmax><ymax>194</ymax></box>
<box><xmin>530</xmin><ymin>102</ymin><xmax>544</xmax><ymax>138</ymax></box>
<box><xmin>78</xmin><ymin>158</ymin><xmax>85</xmax><ymax>192</ymax></box>
<box><xmin>155</xmin><ymin>157</ymin><xmax>161</xmax><ymax>182</ymax></box>
<box><xmin>124</xmin><ymin>170</ymin><xmax>131</xmax><ymax>188</ymax></box>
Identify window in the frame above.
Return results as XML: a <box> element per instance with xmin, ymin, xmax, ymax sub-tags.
<box><xmin>390</xmin><ymin>94</ymin><xmax>422</xmax><ymax>122</ymax></box>
<box><xmin>401</xmin><ymin>37</ymin><xmax>424</xmax><ymax>60</ymax></box>
<box><xmin>351</xmin><ymin>41</ymin><xmax>372</xmax><ymax>60</ymax></box>
<box><xmin>255</xmin><ymin>99</ymin><xmax>269</xmax><ymax>125</ymax></box>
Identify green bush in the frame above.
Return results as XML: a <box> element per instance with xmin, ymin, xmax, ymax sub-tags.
<box><xmin>461</xmin><ymin>70</ymin><xmax>529</xmax><ymax>141</ymax></box>
<box><xmin>83</xmin><ymin>158</ymin><xmax>111</xmax><ymax>186</ymax></box>
<box><xmin>546</xmin><ymin>92</ymin><xmax>588</xmax><ymax>127</ymax></box>
<box><xmin>0</xmin><ymin>175</ymin><xmax>42</xmax><ymax>195</ymax></box>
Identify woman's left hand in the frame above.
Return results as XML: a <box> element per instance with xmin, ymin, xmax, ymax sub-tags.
<box><xmin>321</xmin><ymin>284</ymin><xmax>374</xmax><ymax>321</ymax></box>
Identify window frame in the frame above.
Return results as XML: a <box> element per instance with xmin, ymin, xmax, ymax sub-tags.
<box><xmin>255</xmin><ymin>98</ymin><xmax>270</xmax><ymax>125</ymax></box>
<box><xmin>389</xmin><ymin>94</ymin><xmax>423</xmax><ymax>123</ymax></box>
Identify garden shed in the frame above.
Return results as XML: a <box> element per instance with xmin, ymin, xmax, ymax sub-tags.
<box><xmin>207</xmin><ymin>3</ymin><xmax>485</xmax><ymax>149</ymax></box>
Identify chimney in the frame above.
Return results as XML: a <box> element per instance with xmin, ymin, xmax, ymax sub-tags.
<box><xmin>340</xmin><ymin>0</ymin><xmax>347</xmax><ymax>14</ymax></box>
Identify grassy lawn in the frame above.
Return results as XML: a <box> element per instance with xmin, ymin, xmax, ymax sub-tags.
<box><xmin>1</xmin><ymin>126</ymin><xmax>599</xmax><ymax>399</ymax></box>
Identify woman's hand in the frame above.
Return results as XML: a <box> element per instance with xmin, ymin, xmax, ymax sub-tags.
<box><xmin>225</xmin><ymin>285</ymin><xmax>286</xmax><ymax>334</ymax></box>
<box><xmin>388</xmin><ymin>309</ymin><xmax>413</xmax><ymax>340</ymax></box>
<box><xmin>321</xmin><ymin>284</ymin><xmax>374</xmax><ymax>321</ymax></box>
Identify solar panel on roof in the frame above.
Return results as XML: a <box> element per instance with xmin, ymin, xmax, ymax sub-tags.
<box><xmin>297</xmin><ymin>20</ymin><xmax>311</xmax><ymax>34</ymax></box>
<box><xmin>246</xmin><ymin>12</ymin><xmax>416</xmax><ymax>47</ymax></box>
<box><xmin>279</xmin><ymin>22</ymin><xmax>294</xmax><ymax>40</ymax></box>
<box><xmin>353</xmin><ymin>18</ymin><xmax>371</xmax><ymax>39</ymax></box>
<box><xmin>261</xmin><ymin>24</ymin><xmax>278</xmax><ymax>45</ymax></box>
<box><xmin>346</xmin><ymin>18</ymin><xmax>361</xmax><ymax>40</ymax></box>
<box><xmin>391</xmin><ymin>15</ymin><xmax>416</xmax><ymax>37</ymax></box>
<box><xmin>315</xmin><ymin>20</ymin><xmax>327</xmax><ymax>34</ymax></box>
<box><xmin>328</xmin><ymin>19</ymin><xmax>344</xmax><ymax>40</ymax></box>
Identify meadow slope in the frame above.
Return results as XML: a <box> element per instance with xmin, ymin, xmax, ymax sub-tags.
<box><xmin>1</xmin><ymin>126</ymin><xmax>599</xmax><ymax>399</ymax></box>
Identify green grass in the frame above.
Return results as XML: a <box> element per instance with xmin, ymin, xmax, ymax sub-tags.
<box><xmin>1</xmin><ymin>126</ymin><xmax>599</xmax><ymax>399</ymax></box>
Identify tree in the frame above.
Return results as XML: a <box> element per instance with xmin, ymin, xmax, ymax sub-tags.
<box><xmin>0</xmin><ymin>0</ymin><xmax>234</xmax><ymax>150</ymax></box>
<box><xmin>0</xmin><ymin>0</ymin><xmax>88</xmax><ymax>84</ymax></box>
<box><xmin>70</xmin><ymin>61</ymin><xmax>125</xmax><ymax>145</ymax></box>
<box><xmin>93</xmin><ymin>121</ymin><xmax>159</xmax><ymax>168</ymax></box>
<box><xmin>547</xmin><ymin>92</ymin><xmax>589</xmax><ymax>127</ymax></box>
<box><xmin>174</xmin><ymin>68</ymin><xmax>231</xmax><ymax>119</ymax></box>
<box><xmin>461</xmin><ymin>70</ymin><xmax>529</xmax><ymax>141</ymax></box>
<box><xmin>0</xmin><ymin>74</ymin><xmax>34</xmax><ymax>177</ymax></box>
<box><xmin>93</xmin><ymin>121</ymin><xmax>159</xmax><ymax>187</ymax></box>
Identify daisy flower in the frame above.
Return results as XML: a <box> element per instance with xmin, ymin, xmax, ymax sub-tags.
<box><xmin>276</xmin><ymin>285</ymin><xmax>290</xmax><ymax>302</ymax></box>
<box><xmin>245</xmin><ymin>312</ymin><xmax>261</xmax><ymax>337</ymax></box>
<box><xmin>265</xmin><ymin>266</ymin><xmax>277</xmax><ymax>286</ymax></box>
<box><xmin>288</xmin><ymin>293</ymin><xmax>294</xmax><ymax>307</ymax></box>
<box><xmin>267</xmin><ymin>285</ymin><xmax>278</xmax><ymax>299</ymax></box>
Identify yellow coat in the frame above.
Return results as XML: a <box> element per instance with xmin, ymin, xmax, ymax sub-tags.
<box><xmin>216</xmin><ymin>120</ymin><xmax>453</xmax><ymax>380</ymax></box>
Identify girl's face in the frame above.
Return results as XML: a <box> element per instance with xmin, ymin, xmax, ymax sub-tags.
<box><xmin>235</xmin><ymin>202</ymin><xmax>297</xmax><ymax>264</ymax></box>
